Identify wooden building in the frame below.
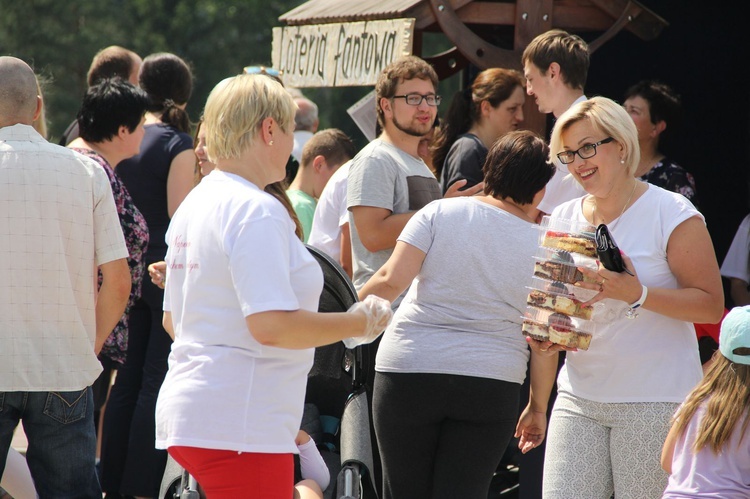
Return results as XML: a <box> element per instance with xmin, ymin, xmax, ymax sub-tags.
<box><xmin>274</xmin><ymin>0</ymin><xmax>668</xmax><ymax>133</ymax></box>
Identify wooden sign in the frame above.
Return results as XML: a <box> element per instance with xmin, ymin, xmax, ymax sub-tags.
<box><xmin>272</xmin><ymin>18</ymin><xmax>415</xmax><ymax>88</ymax></box>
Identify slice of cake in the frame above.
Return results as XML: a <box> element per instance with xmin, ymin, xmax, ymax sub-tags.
<box><xmin>522</xmin><ymin>319</ymin><xmax>550</xmax><ymax>342</ymax></box>
<box><xmin>542</xmin><ymin>231</ymin><xmax>597</xmax><ymax>258</ymax></box>
<box><xmin>526</xmin><ymin>289</ymin><xmax>593</xmax><ymax>320</ymax></box>
<box><xmin>534</xmin><ymin>250</ymin><xmax>596</xmax><ymax>285</ymax></box>
<box><xmin>547</xmin><ymin>313</ymin><xmax>592</xmax><ymax>350</ymax></box>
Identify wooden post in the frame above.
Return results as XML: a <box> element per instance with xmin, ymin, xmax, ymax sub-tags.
<box><xmin>514</xmin><ymin>0</ymin><xmax>554</xmax><ymax>137</ymax></box>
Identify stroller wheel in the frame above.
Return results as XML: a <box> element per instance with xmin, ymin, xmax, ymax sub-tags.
<box><xmin>161</xmin><ymin>476</ymin><xmax>181</xmax><ymax>499</ymax></box>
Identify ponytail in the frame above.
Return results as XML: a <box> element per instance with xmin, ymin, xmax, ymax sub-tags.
<box><xmin>159</xmin><ymin>99</ymin><xmax>191</xmax><ymax>134</ymax></box>
<box><xmin>431</xmin><ymin>68</ymin><xmax>525</xmax><ymax>179</ymax></box>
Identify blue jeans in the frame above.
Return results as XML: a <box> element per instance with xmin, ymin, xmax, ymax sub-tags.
<box><xmin>0</xmin><ymin>388</ymin><xmax>101</xmax><ymax>498</ymax></box>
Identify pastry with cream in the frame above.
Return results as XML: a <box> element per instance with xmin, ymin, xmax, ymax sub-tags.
<box><xmin>542</xmin><ymin>230</ymin><xmax>597</xmax><ymax>258</ymax></box>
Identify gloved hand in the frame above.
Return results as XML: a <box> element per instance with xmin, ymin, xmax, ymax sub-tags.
<box><xmin>343</xmin><ymin>295</ymin><xmax>393</xmax><ymax>348</ymax></box>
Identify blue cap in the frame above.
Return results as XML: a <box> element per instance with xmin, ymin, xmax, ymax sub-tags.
<box><xmin>719</xmin><ymin>306</ymin><xmax>750</xmax><ymax>365</ymax></box>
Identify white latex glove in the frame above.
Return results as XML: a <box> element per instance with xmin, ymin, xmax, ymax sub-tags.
<box><xmin>343</xmin><ymin>295</ymin><xmax>393</xmax><ymax>348</ymax></box>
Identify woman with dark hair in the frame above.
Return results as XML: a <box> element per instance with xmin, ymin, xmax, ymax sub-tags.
<box><xmin>432</xmin><ymin>68</ymin><xmax>525</xmax><ymax>193</ymax></box>
<box><xmin>68</xmin><ymin>78</ymin><xmax>150</xmax><ymax>365</ymax></box>
<box><xmin>68</xmin><ymin>80</ymin><xmax>151</xmax><ymax>473</ymax></box>
<box><xmin>100</xmin><ymin>52</ymin><xmax>196</xmax><ymax>499</ymax></box>
<box><xmin>360</xmin><ymin>130</ymin><xmax>559</xmax><ymax>498</ymax></box>
<box><xmin>623</xmin><ymin>80</ymin><xmax>698</xmax><ymax>206</ymax></box>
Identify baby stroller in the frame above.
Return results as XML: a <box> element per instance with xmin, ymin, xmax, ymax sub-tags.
<box><xmin>159</xmin><ymin>245</ymin><xmax>379</xmax><ymax>499</ymax></box>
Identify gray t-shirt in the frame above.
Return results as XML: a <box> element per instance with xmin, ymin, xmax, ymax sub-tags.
<box><xmin>347</xmin><ymin>139</ymin><xmax>440</xmax><ymax>304</ymax></box>
<box><xmin>375</xmin><ymin>197</ymin><xmax>537</xmax><ymax>383</ymax></box>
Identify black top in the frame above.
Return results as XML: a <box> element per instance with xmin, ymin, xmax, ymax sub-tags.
<box><xmin>440</xmin><ymin>133</ymin><xmax>487</xmax><ymax>194</ymax></box>
<box><xmin>117</xmin><ymin>123</ymin><xmax>193</xmax><ymax>261</ymax></box>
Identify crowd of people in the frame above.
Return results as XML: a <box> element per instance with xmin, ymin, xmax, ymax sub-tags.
<box><xmin>0</xmin><ymin>25</ymin><xmax>748</xmax><ymax>499</ymax></box>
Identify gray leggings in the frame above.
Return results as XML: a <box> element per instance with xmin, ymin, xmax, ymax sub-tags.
<box><xmin>543</xmin><ymin>390</ymin><xmax>678</xmax><ymax>499</ymax></box>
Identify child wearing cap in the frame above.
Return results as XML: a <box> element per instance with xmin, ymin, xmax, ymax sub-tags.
<box><xmin>661</xmin><ymin>305</ymin><xmax>750</xmax><ymax>498</ymax></box>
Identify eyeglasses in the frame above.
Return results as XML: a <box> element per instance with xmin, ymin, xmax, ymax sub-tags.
<box><xmin>557</xmin><ymin>137</ymin><xmax>614</xmax><ymax>164</ymax></box>
<box><xmin>392</xmin><ymin>93</ymin><xmax>442</xmax><ymax>107</ymax></box>
<box><xmin>243</xmin><ymin>66</ymin><xmax>282</xmax><ymax>77</ymax></box>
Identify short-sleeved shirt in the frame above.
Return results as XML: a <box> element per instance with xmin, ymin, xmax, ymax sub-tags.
<box><xmin>552</xmin><ymin>184</ymin><xmax>703</xmax><ymax>403</ymax></box>
<box><xmin>287</xmin><ymin>188</ymin><xmax>316</xmax><ymax>243</ymax></box>
<box><xmin>721</xmin><ymin>214</ymin><xmax>750</xmax><ymax>283</ymax></box>
<box><xmin>376</xmin><ymin>198</ymin><xmax>536</xmax><ymax>383</ymax></box>
<box><xmin>639</xmin><ymin>157</ymin><xmax>698</xmax><ymax>208</ymax></box>
<box><xmin>663</xmin><ymin>402</ymin><xmax>750</xmax><ymax>498</ymax></box>
<box><xmin>439</xmin><ymin>133</ymin><xmax>487</xmax><ymax>194</ymax></box>
<box><xmin>71</xmin><ymin>148</ymin><xmax>150</xmax><ymax>364</ymax></box>
<box><xmin>536</xmin><ymin>95</ymin><xmax>589</xmax><ymax>215</ymax></box>
<box><xmin>347</xmin><ymin>139</ymin><xmax>441</xmax><ymax>303</ymax></box>
<box><xmin>156</xmin><ymin>170</ymin><xmax>323</xmax><ymax>454</ymax></box>
<box><xmin>536</xmin><ymin>167</ymin><xmax>587</xmax><ymax>214</ymax></box>
<box><xmin>0</xmin><ymin>124</ymin><xmax>128</xmax><ymax>391</ymax></box>
<box><xmin>293</xmin><ymin>130</ymin><xmax>314</xmax><ymax>164</ymax></box>
<box><xmin>308</xmin><ymin>161</ymin><xmax>351</xmax><ymax>262</ymax></box>
<box><xmin>117</xmin><ymin>123</ymin><xmax>193</xmax><ymax>262</ymax></box>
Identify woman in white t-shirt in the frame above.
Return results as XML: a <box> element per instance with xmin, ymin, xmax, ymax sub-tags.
<box><xmin>359</xmin><ymin>131</ymin><xmax>561</xmax><ymax>498</ymax></box>
<box><xmin>154</xmin><ymin>74</ymin><xmax>392</xmax><ymax>499</ymax></box>
<box><xmin>539</xmin><ymin>97</ymin><xmax>724</xmax><ymax>499</ymax></box>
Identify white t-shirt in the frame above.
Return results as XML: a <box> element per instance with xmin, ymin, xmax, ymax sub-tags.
<box><xmin>536</xmin><ymin>95</ymin><xmax>588</xmax><ymax>215</ymax></box>
<box><xmin>308</xmin><ymin>161</ymin><xmax>351</xmax><ymax>262</ymax></box>
<box><xmin>552</xmin><ymin>184</ymin><xmax>703</xmax><ymax>403</ymax></box>
<box><xmin>536</xmin><ymin>167</ymin><xmax>587</xmax><ymax>214</ymax></box>
<box><xmin>0</xmin><ymin>124</ymin><xmax>128</xmax><ymax>391</ymax></box>
<box><xmin>156</xmin><ymin>171</ymin><xmax>323</xmax><ymax>454</ymax></box>
<box><xmin>293</xmin><ymin>130</ymin><xmax>314</xmax><ymax>163</ymax></box>
<box><xmin>375</xmin><ymin>197</ymin><xmax>536</xmax><ymax>383</ymax></box>
<box><xmin>720</xmin><ymin>213</ymin><xmax>750</xmax><ymax>282</ymax></box>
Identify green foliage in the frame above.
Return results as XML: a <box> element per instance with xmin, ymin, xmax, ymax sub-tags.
<box><xmin>0</xmin><ymin>0</ymin><xmax>461</xmax><ymax>149</ymax></box>
<box><xmin>0</xmin><ymin>0</ymin><xmax>304</xmax><ymax>141</ymax></box>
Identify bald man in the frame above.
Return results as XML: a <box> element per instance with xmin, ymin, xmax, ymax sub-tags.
<box><xmin>0</xmin><ymin>56</ymin><xmax>131</xmax><ymax>497</ymax></box>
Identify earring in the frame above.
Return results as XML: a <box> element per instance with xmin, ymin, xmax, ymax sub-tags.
<box><xmin>620</xmin><ymin>158</ymin><xmax>625</xmax><ymax>164</ymax></box>
<box><xmin>269</xmin><ymin>140</ymin><xmax>274</xmax><ymax>146</ymax></box>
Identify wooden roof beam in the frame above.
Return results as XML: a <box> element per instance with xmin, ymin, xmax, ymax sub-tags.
<box><xmin>418</xmin><ymin>1</ymin><xmax>667</xmax><ymax>41</ymax></box>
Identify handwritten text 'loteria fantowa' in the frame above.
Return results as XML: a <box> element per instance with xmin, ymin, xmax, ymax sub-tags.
<box><xmin>272</xmin><ymin>19</ymin><xmax>415</xmax><ymax>88</ymax></box>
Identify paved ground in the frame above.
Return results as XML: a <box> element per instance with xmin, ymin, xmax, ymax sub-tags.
<box><xmin>10</xmin><ymin>426</ymin><xmax>26</xmax><ymax>454</ymax></box>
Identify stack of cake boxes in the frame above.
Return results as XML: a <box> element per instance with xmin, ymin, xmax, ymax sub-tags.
<box><xmin>522</xmin><ymin>216</ymin><xmax>600</xmax><ymax>350</ymax></box>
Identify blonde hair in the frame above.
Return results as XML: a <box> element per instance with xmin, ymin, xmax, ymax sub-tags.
<box><xmin>203</xmin><ymin>74</ymin><xmax>296</xmax><ymax>161</ymax></box>
<box><xmin>549</xmin><ymin>96</ymin><xmax>639</xmax><ymax>175</ymax></box>
<box><xmin>671</xmin><ymin>352</ymin><xmax>750</xmax><ymax>454</ymax></box>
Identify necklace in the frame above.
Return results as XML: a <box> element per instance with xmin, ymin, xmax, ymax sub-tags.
<box><xmin>591</xmin><ymin>180</ymin><xmax>638</xmax><ymax>230</ymax></box>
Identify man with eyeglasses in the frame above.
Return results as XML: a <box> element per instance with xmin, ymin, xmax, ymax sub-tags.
<box><xmin>346</xmin><ymin>55</ymin><xmax>482</xmax><ymax>310</ymax></box>
<box><xmin>522</xmin><ymin>29</ymin><xmax>590</xmax><ymax>218</ymax></box>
